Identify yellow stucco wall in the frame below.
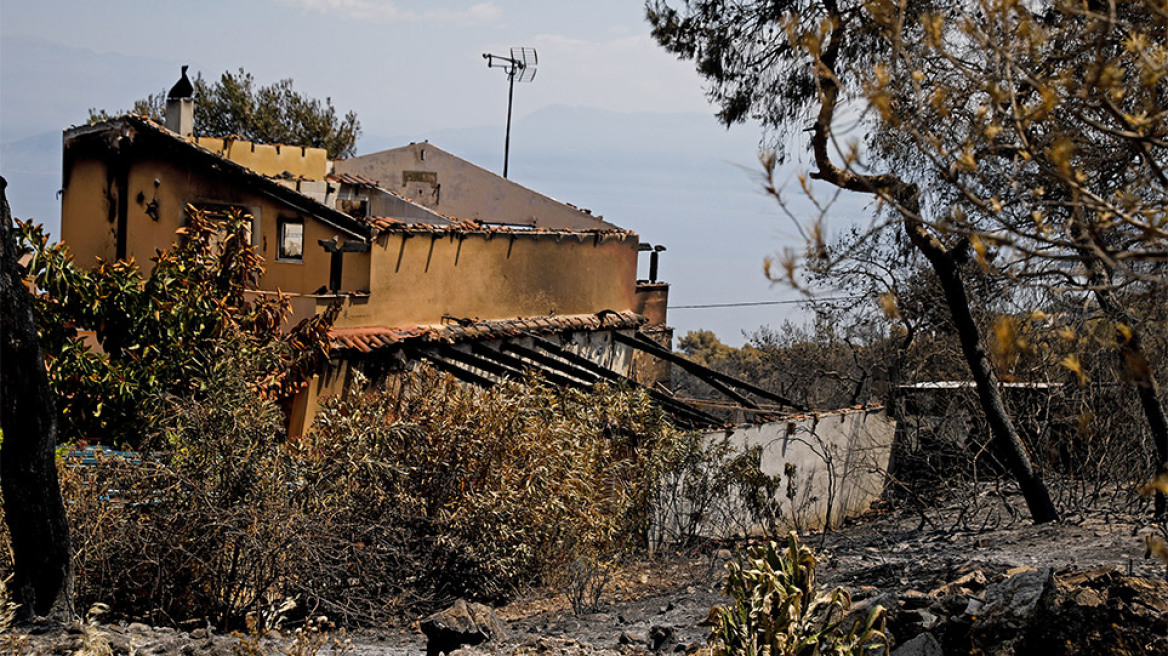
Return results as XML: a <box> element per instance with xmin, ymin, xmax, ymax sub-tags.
<box><xmin>332</xmin><ymin>230</ymin><xmax>640</xmax><ymax>328</ymax></box>
<box><xmin>61</xmin><ymin>132</ymin><xmax>637</xmax><ymax>336</ymax></box>
<box><xmin>61</xmin><ymin>152</ymin><xmax>367</xmax><ymax>296</ymax></box>
<box><xmin>60</xmin><ymin>154</ymin><xmax>119</xmax><ymax>263</ymax></box>
<box><xmin>196</xmin><ymin>137</ymin><xmax>329</xmax><ymax>179</ymax></box>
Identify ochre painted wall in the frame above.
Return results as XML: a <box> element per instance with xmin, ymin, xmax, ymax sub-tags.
<box><xmin>61</xmin><ymin>133</ymin><xmax>638</xmax><ymax>339</ymax></box>
<box><xmin>332</xmin><ymin>230</ymin><xmax>640</xmax><ymax>328</ymax></box>
<box><xmin>61</xmin><ymin>151</ymin><xmax>369</xmax><ymax>297</ymax></box>
<box><xmin>195</xmin><ymin>137</ymin><xmax>329</xmax><ymax>179</ymax></box>
<box><xmin>634</xmin><ymin>281</ymin><xmax>670</xmax><ymax>328</ymax></box>
<box><xmin>60</xmin><ymin>153</ymin><xmax>120</xmax><ymax>264</ymax></box>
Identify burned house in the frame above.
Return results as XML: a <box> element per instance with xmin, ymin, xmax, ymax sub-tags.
<box><xmin>59</xmin><ymin>96</ymin><xmax>683</xmax><ymax>434</ymax></box>
<box><xmin>58</xmin><ymin>87</ymin><xmax>896</xmax><ymax>531</ymax></box>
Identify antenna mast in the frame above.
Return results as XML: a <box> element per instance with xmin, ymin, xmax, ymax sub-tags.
<box><xmin>482</xmin><ymin>47</ymin><xmax>538</xmax><ymax>178</ymax></box>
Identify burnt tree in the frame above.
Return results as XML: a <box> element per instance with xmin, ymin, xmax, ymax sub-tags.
<box><xmin>648</xmin><ymin>0</ymin><xmax>1059</xmax><ymax>522</ymax></box>
<box><xmin>0</xmin><ymin>176</ymin><xmax>74</xmax><ymax>620</ymax></box>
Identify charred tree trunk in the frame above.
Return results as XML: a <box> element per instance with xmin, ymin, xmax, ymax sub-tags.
<box><xmin>807</xmin><ymin>5</ymin><xmax>1058</xmax><ymax>523</ymax></box>
<box><xmin>1092</xmin><ymin>284</ymin><xmax>1168</xmax><ymax>516</ymax></box>
<box><xmin>903</xmin><ymin>220</ymin><xmax>1059</xmax><ymax>523</ymax></box>
<box><xmin>1069</xmin><ymin>215</ymin><xmax>1168</xmax><ymax>515</ymax></box>
<box><xmin>0</xmin><ymin>177</ymin><xmax>74</xmax><ymax>620</ymax></box>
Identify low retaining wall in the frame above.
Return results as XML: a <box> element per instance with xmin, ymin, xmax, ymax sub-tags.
<box><xmin>654</xmin><ymin>406</ymin><xmax>895</xmax><ymax>541</ymax></box>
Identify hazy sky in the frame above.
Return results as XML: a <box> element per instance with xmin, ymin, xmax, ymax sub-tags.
<box><xmin>1</xmin><ymin>1</ymin><xmax>873</xmax><ymax>344</ymax></box>
<box><xmin>1</xmin><ymin>0</ymin><xmax>713</xmax><ymax>140</ymax></box>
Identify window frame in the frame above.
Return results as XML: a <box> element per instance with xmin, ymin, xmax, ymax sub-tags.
<box><xmin>276</xmin><ymin>217</ymin><xmax>305</xmax><ymax>263</ymax></box>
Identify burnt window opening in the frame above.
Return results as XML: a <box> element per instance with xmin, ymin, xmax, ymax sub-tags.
<box><xmin>317</xmin><ymin>238</ymin><xmax>370</xmax><ymax>292</ymax></box>
<box><xmin>278</xmin><ymin>218</ymin><xmax>304</xmax><ymax>262</ymax></box>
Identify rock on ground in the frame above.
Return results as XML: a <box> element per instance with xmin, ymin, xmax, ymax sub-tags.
<box><xmin>891</xmin><ymin>632</ymin><xmax>942</xmax><ymax>656</ymax></box>
<box><xmin>421</xmin><ymin>599</ymin><xmax>508</xmax><ymax>656</ymax></box>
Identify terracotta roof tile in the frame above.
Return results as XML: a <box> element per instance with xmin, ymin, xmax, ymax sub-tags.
<box><xmin>330</xmin><ymin>311</ymin><xmax>647</xmax><ymax>352</ymax></box>
<box><xmin>366</xmin><ymin>216</ymin><xmax>404</xmax><ymax>232</ymax></box>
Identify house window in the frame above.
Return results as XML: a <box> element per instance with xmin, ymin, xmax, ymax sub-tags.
<box><xmin>278</xmin><ymin>218</ymin><xmax>304</xmax><ymax>261</ymax></box>
<box><xmin>189</xmin><ymin>203</ymin><xmax>254</xmax><ymax>248</ymax></box>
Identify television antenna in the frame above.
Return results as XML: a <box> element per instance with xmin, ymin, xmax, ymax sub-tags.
<box><xmin>482</xmin><ymin>47</ymin><xmax>538</xmax><ymax>178</ymax></box>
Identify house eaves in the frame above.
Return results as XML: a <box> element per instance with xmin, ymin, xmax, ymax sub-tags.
<box><xmin>367</xmin><ymin>221</ymin><xmax>635</xmax><ymax>239</ymax></box>
<box><xmin>330</xmin><ymin>310</ymin><xmax>647</xmax><ymax>352</ymax></box>
<box><xmin>330</xmin><ymin>310</ymin><xmax>732</xmax><ymax>429</ymax></box>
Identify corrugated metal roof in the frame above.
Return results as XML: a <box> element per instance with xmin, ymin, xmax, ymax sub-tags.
<box><xmin>330</xmin><ymin>310</ymin><xmax>647</xmax><ymax>353</ymax></box>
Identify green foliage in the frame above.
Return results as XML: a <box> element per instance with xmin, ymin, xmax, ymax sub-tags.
<box><xmin>674</xmin><ymin>321</ymin><xmax>894</xmax><ymax>410</ymax></box>
<box><xmin>87</xmin><ymin>91</ymin><xmax>167</xmax><ymax>126</ymax></box>
<box><xmin>678</xmin><ymin>330</ymin><xmax>739</xmax><ymax>367</ymax></box>
<box><xmin>17</xmin><ymin>206</ymin><xmax>334</xmax><ymax>447</ymax></box>
<box><xmin>194</xmin><ymin>69</ymin><xmax>361</xmax><ymax>159</ymax></box>
<box><xmin>709</xmin><ymin>534</ymin><xmax>886</xmax><ymax>656</ymax></box>
<box><xmin>89</xmin><ymin>69</ymin><xmax>361</xmax><ymax>158</ymax></box>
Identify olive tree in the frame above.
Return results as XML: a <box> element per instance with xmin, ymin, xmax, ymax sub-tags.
<box><xmin>854</xmin><ymin>0</ymin><xmax>1168</xmax><ymax>512</ymax></box>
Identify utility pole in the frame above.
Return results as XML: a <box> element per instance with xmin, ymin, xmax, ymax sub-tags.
<box><xmin>482</xmin><ymin>47</ymin><xmax>538</xmax><ymax>179</ymax></box>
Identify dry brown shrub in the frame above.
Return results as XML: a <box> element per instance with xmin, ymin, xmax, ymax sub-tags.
<box><xmin>297</xmin><ymin>367</ymin><xmax>680</xmax><ymax>614</ymax></box>
<box><xmin>2</xmin><ymin>361</ymin><xmax>684</xmax><ymax>628</ymax></box>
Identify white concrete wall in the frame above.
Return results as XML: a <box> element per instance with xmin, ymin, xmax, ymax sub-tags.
<box><xmin>655</xmin><ymin>407</ymin><xmax>895</xmax><ymax>541</ymax></box>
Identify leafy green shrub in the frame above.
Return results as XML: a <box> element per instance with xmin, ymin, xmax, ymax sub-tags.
<box><xmin>708</xmin><ymin>534</ymin><xmax>886</xmax><ymax>656</ymax></box>
<box><xmin>17</xmin><ymin>206</ymin><xmax>334</xmax><ymax>448</ymax></box>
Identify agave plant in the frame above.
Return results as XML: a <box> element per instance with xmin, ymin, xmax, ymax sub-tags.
<box><xmin>708</xmin><ymin>533</ymin><xmax>886</xmax><ymax>656</ymax></box>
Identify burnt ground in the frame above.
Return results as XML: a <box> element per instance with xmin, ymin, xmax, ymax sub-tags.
<box><xmin>460</xmin><ymin>492</ymin><xmax>1168</xmax><ymax>656</ymax></box>
<box><xmin>7</xmin><ymin>489</ymin><xmax>1167</xmax><ymax>656</ymax></box>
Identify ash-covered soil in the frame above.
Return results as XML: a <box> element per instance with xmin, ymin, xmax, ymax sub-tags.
<box><xmin>9</xmin><ymin>492</ymin><xmax>1167</xmax><ymax>656</ymax></box>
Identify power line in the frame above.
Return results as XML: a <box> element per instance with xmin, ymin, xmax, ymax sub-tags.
<box><xmin>669</xmin><ymin>296</ymin><xmax>861</xmax><ymax>310</ymax></box>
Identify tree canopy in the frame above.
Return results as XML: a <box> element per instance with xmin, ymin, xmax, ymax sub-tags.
<box><xmin>89</xmin><ymin>68</ymin><xmax>361</xmax><ymax>158</ymax></box>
